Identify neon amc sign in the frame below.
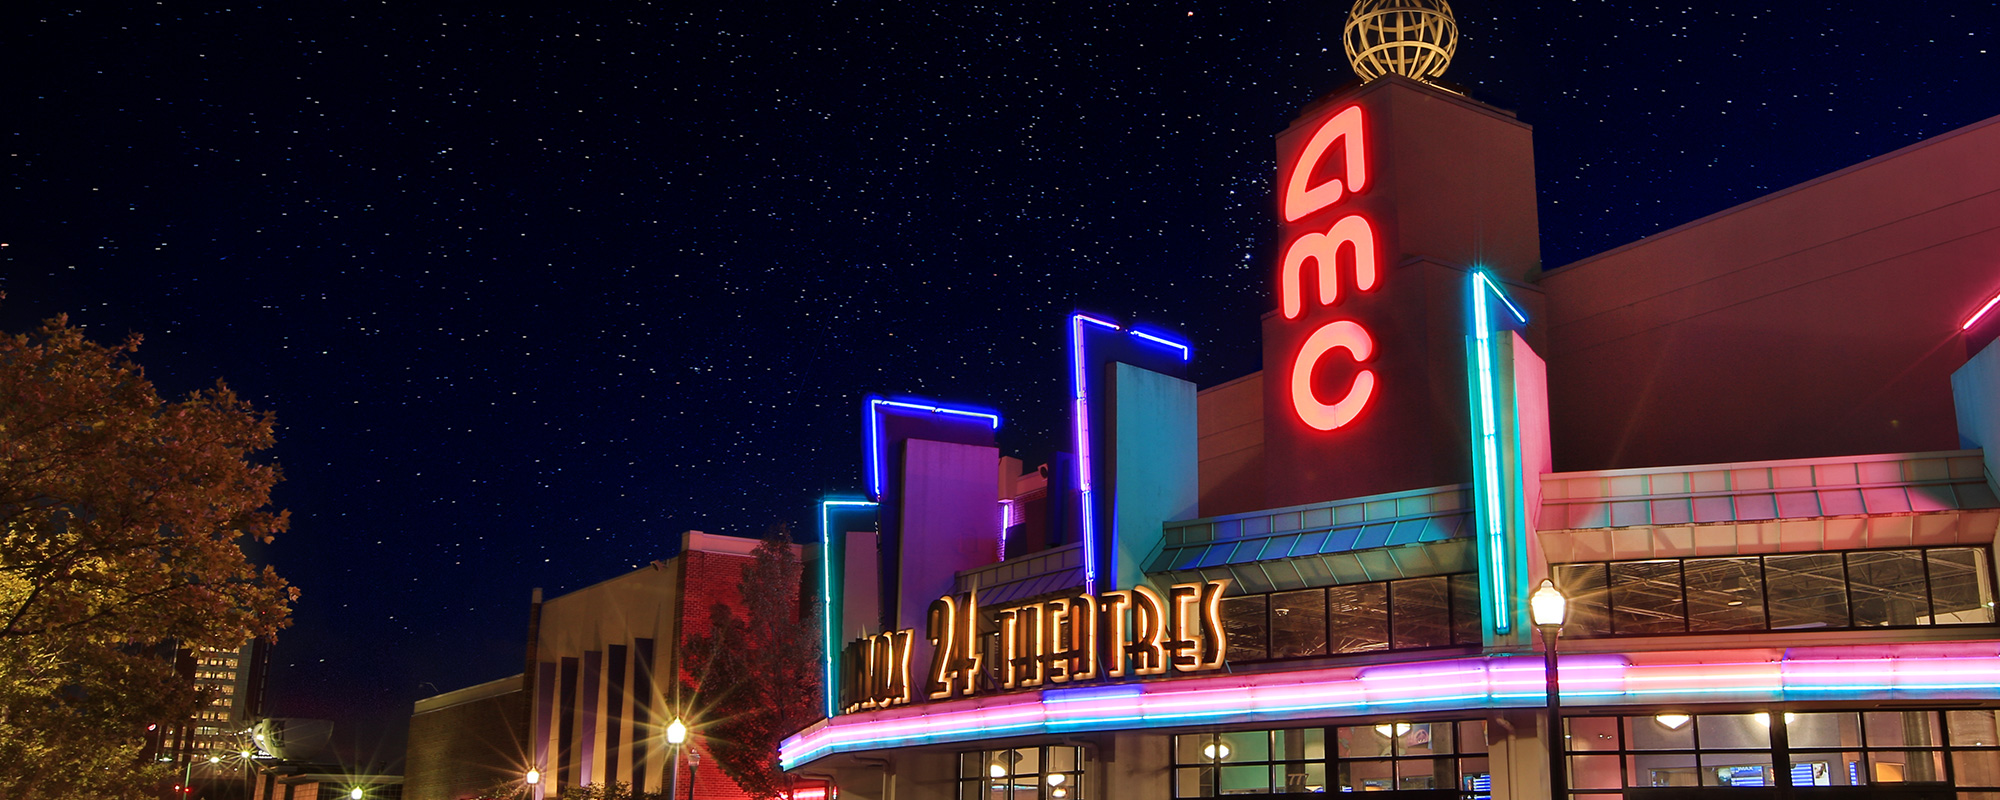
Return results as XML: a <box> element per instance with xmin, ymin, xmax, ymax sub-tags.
<box><xmin>1279</xmin><ymin>105</ymin><xmax>1379</xmax><ymax>431</ymax></box>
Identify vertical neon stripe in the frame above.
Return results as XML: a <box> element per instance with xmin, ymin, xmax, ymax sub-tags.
<box><xmin>819</xmin><ymin>499</ymin><xmax>877</xmax><ymax>718</ymax></box>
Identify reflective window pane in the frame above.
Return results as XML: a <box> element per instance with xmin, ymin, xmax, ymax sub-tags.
<box><xmin>1695</xmin><ymin>713</ymin><xmax>1771</xmax><ymax>750</ymax></box>
<box><xmin>1955</xmin><ymin>751</ymin><xmax>2000</xmax><ymax>788</ymax></box>
<box><xmin>1555</xmin><ymin>563</ymin><xmax>1611</xmax><ymax>637</ymax></box>
<box><xmin>1219</xmin><ymin>595</ymin><xmax>1268</xmax><ymax>662</ymax></box>
<box><xmin>1336</xmin><ymin>760</ymin><xmax>1394</xmax><ymax>793</ymax></box>
<box><xmin>1390</xmin><ymin>577</ymin><xmax>1451</xmax><ymax>649</ymax></box>
<box><xmin>1766</xmin><ymin>553</ymin><xmax>1850</xmax><ymax>629</ymax></box>
<box><xmin>1450</xmin><ymin>573</ymin><xmax>1482</xmax><ymax>645</ymax></box>
<box><xmin>1850</xmin><ymin>550</ymin><xmax>1932</xmax><ymax>627</ymax></box>
<box><xmin>1869</xmin><ymin>750</ymin><xmax>1946</xmax><ymax>783</ymax></box>
<box><xmin>1952</xmin><ymin>710</ymin><xmax>2000</xmax><ymax>747</ymax></box>
<box><xmin>1568</xmin><ymin>716</ymin><xmax>1621</xmax><ymax>752</ymax></box>
<box><xmin>1569</xmin><ymin>754</ymin><xmax>1622</xmax><ymax>789</ymax></box>
<box><xmin>1700</xmin><ymin>757</ymin><xmax>1773</xmax><ymax>787</ymax></box>
<box><xmin>1327</xmin><ymin>583</ymin><xmax>1389</xmax><ymax>654</ymax></box>
<box><xmin>1929</xmin><ymin>548</ymin><xmax>1995</xmax><ymax>625</ymax></box>
<box><xmin>1684</xmin><ymin>557</ymin><xmax>1765</xmax><ymax>631</ymax></box>
<box><xmin>1789</xmin><ymin>751</ymin><xmax>1866</xmax><ymax>786</ymax></box>
<box><xmin>1271</xmin><ymin>728</ymin><xmax>1323</xmax><ymax>762</ymax></box>
<box><xmin>1216</xmin><ymin>730</ymin><xmax>1269</xmax><ymax>763</ymax></box>
<box><xmin>1611</xmin><ymin>560</ymin><xmax>1686</xmax><ymax>634</ymax></box>
<box><xmin>1396</xmin><ymin>758</ymin><xmax>1452</xmax><ymax>790</ymax></box>
<box><xmin>1272</xmin><ymin>762</ymin><xmax>1324</xmax><ymax>794</ymax></box>
<box><xmin>1268</xmin><ymin>589</ymin><xmax>1327</xmax><ymax>658</ymax></box>
<box><xmin>1457</xmin><ymin>720</ymin><xmax>1489</xmax><ymax>754</ymax></box>
<box><xmin>1626</xmin><ymin>714</ymin><xmax>1696</xmax><ymax>750</ymax></box>
<box><xmin>1787</xmin><ymin>712</ymin><xmax>1863</xmax><ymax>749</ymax></box>
<box><xmin>1395</xmin><ymin>721</ymin><xmax>1454</xmax><ymax>757</ymax></box>
<box><xmin>1627</xmin><ymin>752</ymin><xmax>1699</xmax><ymax>787</ymax></box>
<box><xmin>1864</xmin><ymin>711</ymin><xmax>1941</xmax><ymax>748</ymax></box>
<box><xmin>1338</xmin><ymin>725</ymin><xmax>1396</xmax><ymax>759</ymax></box>
<box><xmin>1216</xmin><ymin>764</ymin><xmax>1267</xmax><ymax>795</ymax></box>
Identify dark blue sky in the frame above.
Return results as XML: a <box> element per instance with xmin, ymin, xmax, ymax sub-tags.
<box><xmin>5</xmin><ymin>0</ymin><xmax>1996</xmax><ymax>760</ymax></box>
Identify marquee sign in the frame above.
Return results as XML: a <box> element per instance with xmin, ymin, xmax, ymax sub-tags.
<box><xmin>1279</xmin><ymin>104</ymin><xmax>1380</xmax><ymax>432</ymax></box>
<box><xmin>842</xmin><ymin>581</ymin><xmax>1229</xmax><ymax>712</ymax></box>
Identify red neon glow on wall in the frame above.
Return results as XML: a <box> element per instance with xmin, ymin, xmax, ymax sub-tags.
<box><xmin>1280</xmin><ymin>214</ymin><xmax>1378</xmax><ymax>320</ymax></box>
<box><xmin>1282</xmin><ymin>105</ymin><xmax>1367</xmax><ymax>222</ymax></box>
<box><xmin>1290</xmin><ymin>320</ymin><xmax>1376</xmax><ymax>431</ymax></box>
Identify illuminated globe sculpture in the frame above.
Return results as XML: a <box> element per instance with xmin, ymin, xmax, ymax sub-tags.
<box><xmin>1343</xmin><ymin>0</ymin><xmax>1458</xmax><ymax>84</ymax></box>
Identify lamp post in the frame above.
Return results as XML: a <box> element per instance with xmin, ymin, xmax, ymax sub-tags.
<box><xmin>666</xmin><ymin>718</ymin><xmax>688</xmax><ymax>800</ymax></box>
<box><xmin>525</xmin><ymin>766</ymin><xmax>542</xmax><ymax>800</ymax></box>
<box><xmin>687</xmin><ymin>746</ymin><xmax>701</xmax><ymax>800</ymax></box>
<box><xmin>1531</xmin><ymin>579</ymin><xmax>1569</xmax><ymax>800</ymax></box>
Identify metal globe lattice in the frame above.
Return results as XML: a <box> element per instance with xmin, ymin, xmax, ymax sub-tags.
<box><xmin>1343</xmin><ymin>0</ymin><xmax>1458</xmax><ymax>84</ymax></box>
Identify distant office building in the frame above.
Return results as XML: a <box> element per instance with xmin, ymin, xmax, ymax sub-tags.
<box><xmin>407</xmin><ymin>530</ymin><xmax>800</xmax><ymax>800</ymax></box>
<box><xmin>159</xmin><ymin>640</ymin><xmax>267</xmax><ymax>764</ymax></box>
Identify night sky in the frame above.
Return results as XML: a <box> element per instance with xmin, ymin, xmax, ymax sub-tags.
<box><xmin>6</xmin><ymin>0</ymin><xmax>1997</xmax><ymax>762</ymax></box>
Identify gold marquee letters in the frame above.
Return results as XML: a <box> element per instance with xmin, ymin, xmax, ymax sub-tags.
<box><xmin>844</xmin><ymin>580</ymin><xmax>1228</xmax><ymax>711</ymax></box>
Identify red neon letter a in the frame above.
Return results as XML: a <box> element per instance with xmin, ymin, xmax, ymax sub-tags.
<box><xmin>1282</xmin><ymin>105</ymin><xmax>1366</xmax><ymax>222</ymax></box>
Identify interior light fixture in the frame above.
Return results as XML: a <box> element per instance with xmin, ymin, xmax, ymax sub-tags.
<box><xmin>1654</xmin><ymin>713</ymin><xmax>1691</xmax><ymax>730</ymax></box>
<box><xmin>1374</xmin><ymin>722</ymin><xmax>1414</xmax><ymax>738</ymax></box>
<box><xmin>1202</xmin><ymin>742</ymin><xmax>1232</xmax><ymax>760</ymax></box>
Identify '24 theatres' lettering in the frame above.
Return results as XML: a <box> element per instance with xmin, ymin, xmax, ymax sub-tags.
<box><xmin>1280</xmin><ymin>104</ymin><xmax>1379</xmax><ymax>432</ymax></box>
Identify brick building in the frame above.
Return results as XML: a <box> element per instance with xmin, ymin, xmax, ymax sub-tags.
<box><xmin>406</xmin><ymin>530</ymin><xmax>805</xmax><ymax>800</ymax></box>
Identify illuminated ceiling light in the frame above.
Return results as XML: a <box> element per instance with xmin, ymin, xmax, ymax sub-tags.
<box><xmin>1654</xmin><ymin>713</ymin><xmax>1691</xmax><ymax>730</ymax></box>
<box><xmin>1965</xmin><ymin>291</ymin><xmax>2000</xmax><ymax>330</ymax></box>
<box><xmin>1052</xmin><ymin>790</ymin><xmax>1067</xmax><ymax>799</ymax></box>
<box><xmin>350</xmin><ymin>790</ymin><xmax>364</xmax><ymax>800</ymax></box>
<box><xmin>1374</xmin><ymin>722</ymin><xmax>1413</xmax><ymax>738</ymax></box>
<box><xmin>1202</xmin><ymin>742</ymin><xmax>1232</xmax><ymax>760</ymax></box>
<box><xmin>1755</xmin><ymin>712</ymin><xmax>1771</xmax><ymax>726</ymax></box>
<box><xmin>1045</xmin><ymin>774</ymin><xmax>1066</xmax><ymax>786</ymax></box>
<box><xmin>988</xmin><ymin>763</ymin><xmax>1006</xmax><ymax>779</ymax></box>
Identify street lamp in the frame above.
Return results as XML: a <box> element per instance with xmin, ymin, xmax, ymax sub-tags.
<box><xmin>666</xmin><ymin>718</ymin><xmax>689</xmax><ymax>800</ymax></box>
<box><xmin>1531</xmin><ymin>579</ymin><xmax>1569</xmax><ymax>800</ymax></box>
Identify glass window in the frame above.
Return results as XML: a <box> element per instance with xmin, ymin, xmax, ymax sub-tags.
<box><xmin>1567</xmin><ymin>716</ymin><xmax>1620</xmax><ymax>752</ymax></box>
<box><xmin>957</xmin><ymin>746</ymin><xmax>1083</xmax><ymax>800</ymax></box>
<box><xmin>1696</xmin><ymin>713</ymin><xmax>1772</xmax><ymax>750</ymax></box>
<box><xmin>1683</xmin><ymin>557</ymin><xmax>1764</xmax><ymax>632</ymax></box>
<box><xmin>1554</xmin><ymin>563</ymin><xmax>1610</xmax><ymax>638</ymax></box>
<box><xmin>1624</xmin><ymin>714</ymin><xmax>1695</xmax><ymax>751</ymax></box>
<box><xmin>1952</xmin><ymin>710</ymin><xmax>2000</xmax><ymax>747</ymax></box>
<box><xmin>1864</xmin><ymin>711</ymin><xmax>1941</xmax><ymax>748</ymax></box>
<box><xmin>1219</xmin><ymin>595</ymin><xmax>1268</xmax><ymax>662</ymax></box>
<box><xmin>1390</xmin><ymin>577</ymin><xmax>1451</xmax><ymax>649</ymax></box>
<box><xmin>1338</xmin><ymin>725</ymin><xmax>1396</xmax><ymax>759</ymax></box>
<box><xmin>1268</xmin><ymin>590</ymin><xmax>1328</xmax><ymax>658</ymax></box>
<box><xmin>1328</xmin><ymin>583</ymin><xmax>1389</xmax><ymax>654</ymax></box>
<box><xmin>1849</xmin><ymin>550</ymin><xmax>1931</xmax><ymax>627</ymax></box>
<box><xmin>1766</xmin><ymin>553</ymin><xmax>1850</xmax><ymax>629</ymax></box>
<box><xmin>1610</xmin><ymin>560</ymin><xmax>1685</xmax><ymax>634</ymax></box>
<box><xmin>1928</xmin><ymin>548</ymin><xmax>1995</xmax><ymax>625</ymax></box>
<box><xmin>1787</xmin><ymin>712</ymin><xmax>1863</xmax><ymax>749</ymax></box>
<box><xmin>1450</xmin><ymin>574</ymin><xmax>1483</xmax><ymax>645</ymax></box>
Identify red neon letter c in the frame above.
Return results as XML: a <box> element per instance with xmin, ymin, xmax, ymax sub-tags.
<box><xmin>1290</xmin><ymin>320</ymin><xmax>1376</xmax><ymax>431</ymax></box>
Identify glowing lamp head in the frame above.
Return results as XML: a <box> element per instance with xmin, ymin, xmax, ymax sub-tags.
<box><xmin>1045</xmin><ymin>774</ymin><xmax>1066</xmax><ymax>786</ymax></box>
<box><xmin>989</xmin><ymin>763</ymin><xmax>1007</xmax><ymax>779</ymax></box>
<box><xmin>350</xmin><ymin>789</ymin><xmax>364</xmax><ymax>800</ymax></box>
<box><xmin>525</xmin><ymin>769</ymin><xmax>541</xmax><ymax>786</ymax></box>
<box><xmin>667</xmin><ymin>718</ymin><xmax>689</xmax><ymax>746</ymax></box>
<box><xmin>1530</xmin><ymin>579</ymin><xmax>1568</xmax><ymax>629</ymax></box>
<box><xmin>1654</xmin><ymin>713</ymin><xmax>1692</xmax><ymax>731</ymax></box>
<box><xmin>208</xmin><ymin>755</ymin><xmax>221</xmax><ymax>764</ymax></box>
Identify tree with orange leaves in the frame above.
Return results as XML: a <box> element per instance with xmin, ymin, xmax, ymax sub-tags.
<box><xmin>0</xmin><ymin>315</ymin><xmax>296</xmax><ymax>799</ymax></box>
